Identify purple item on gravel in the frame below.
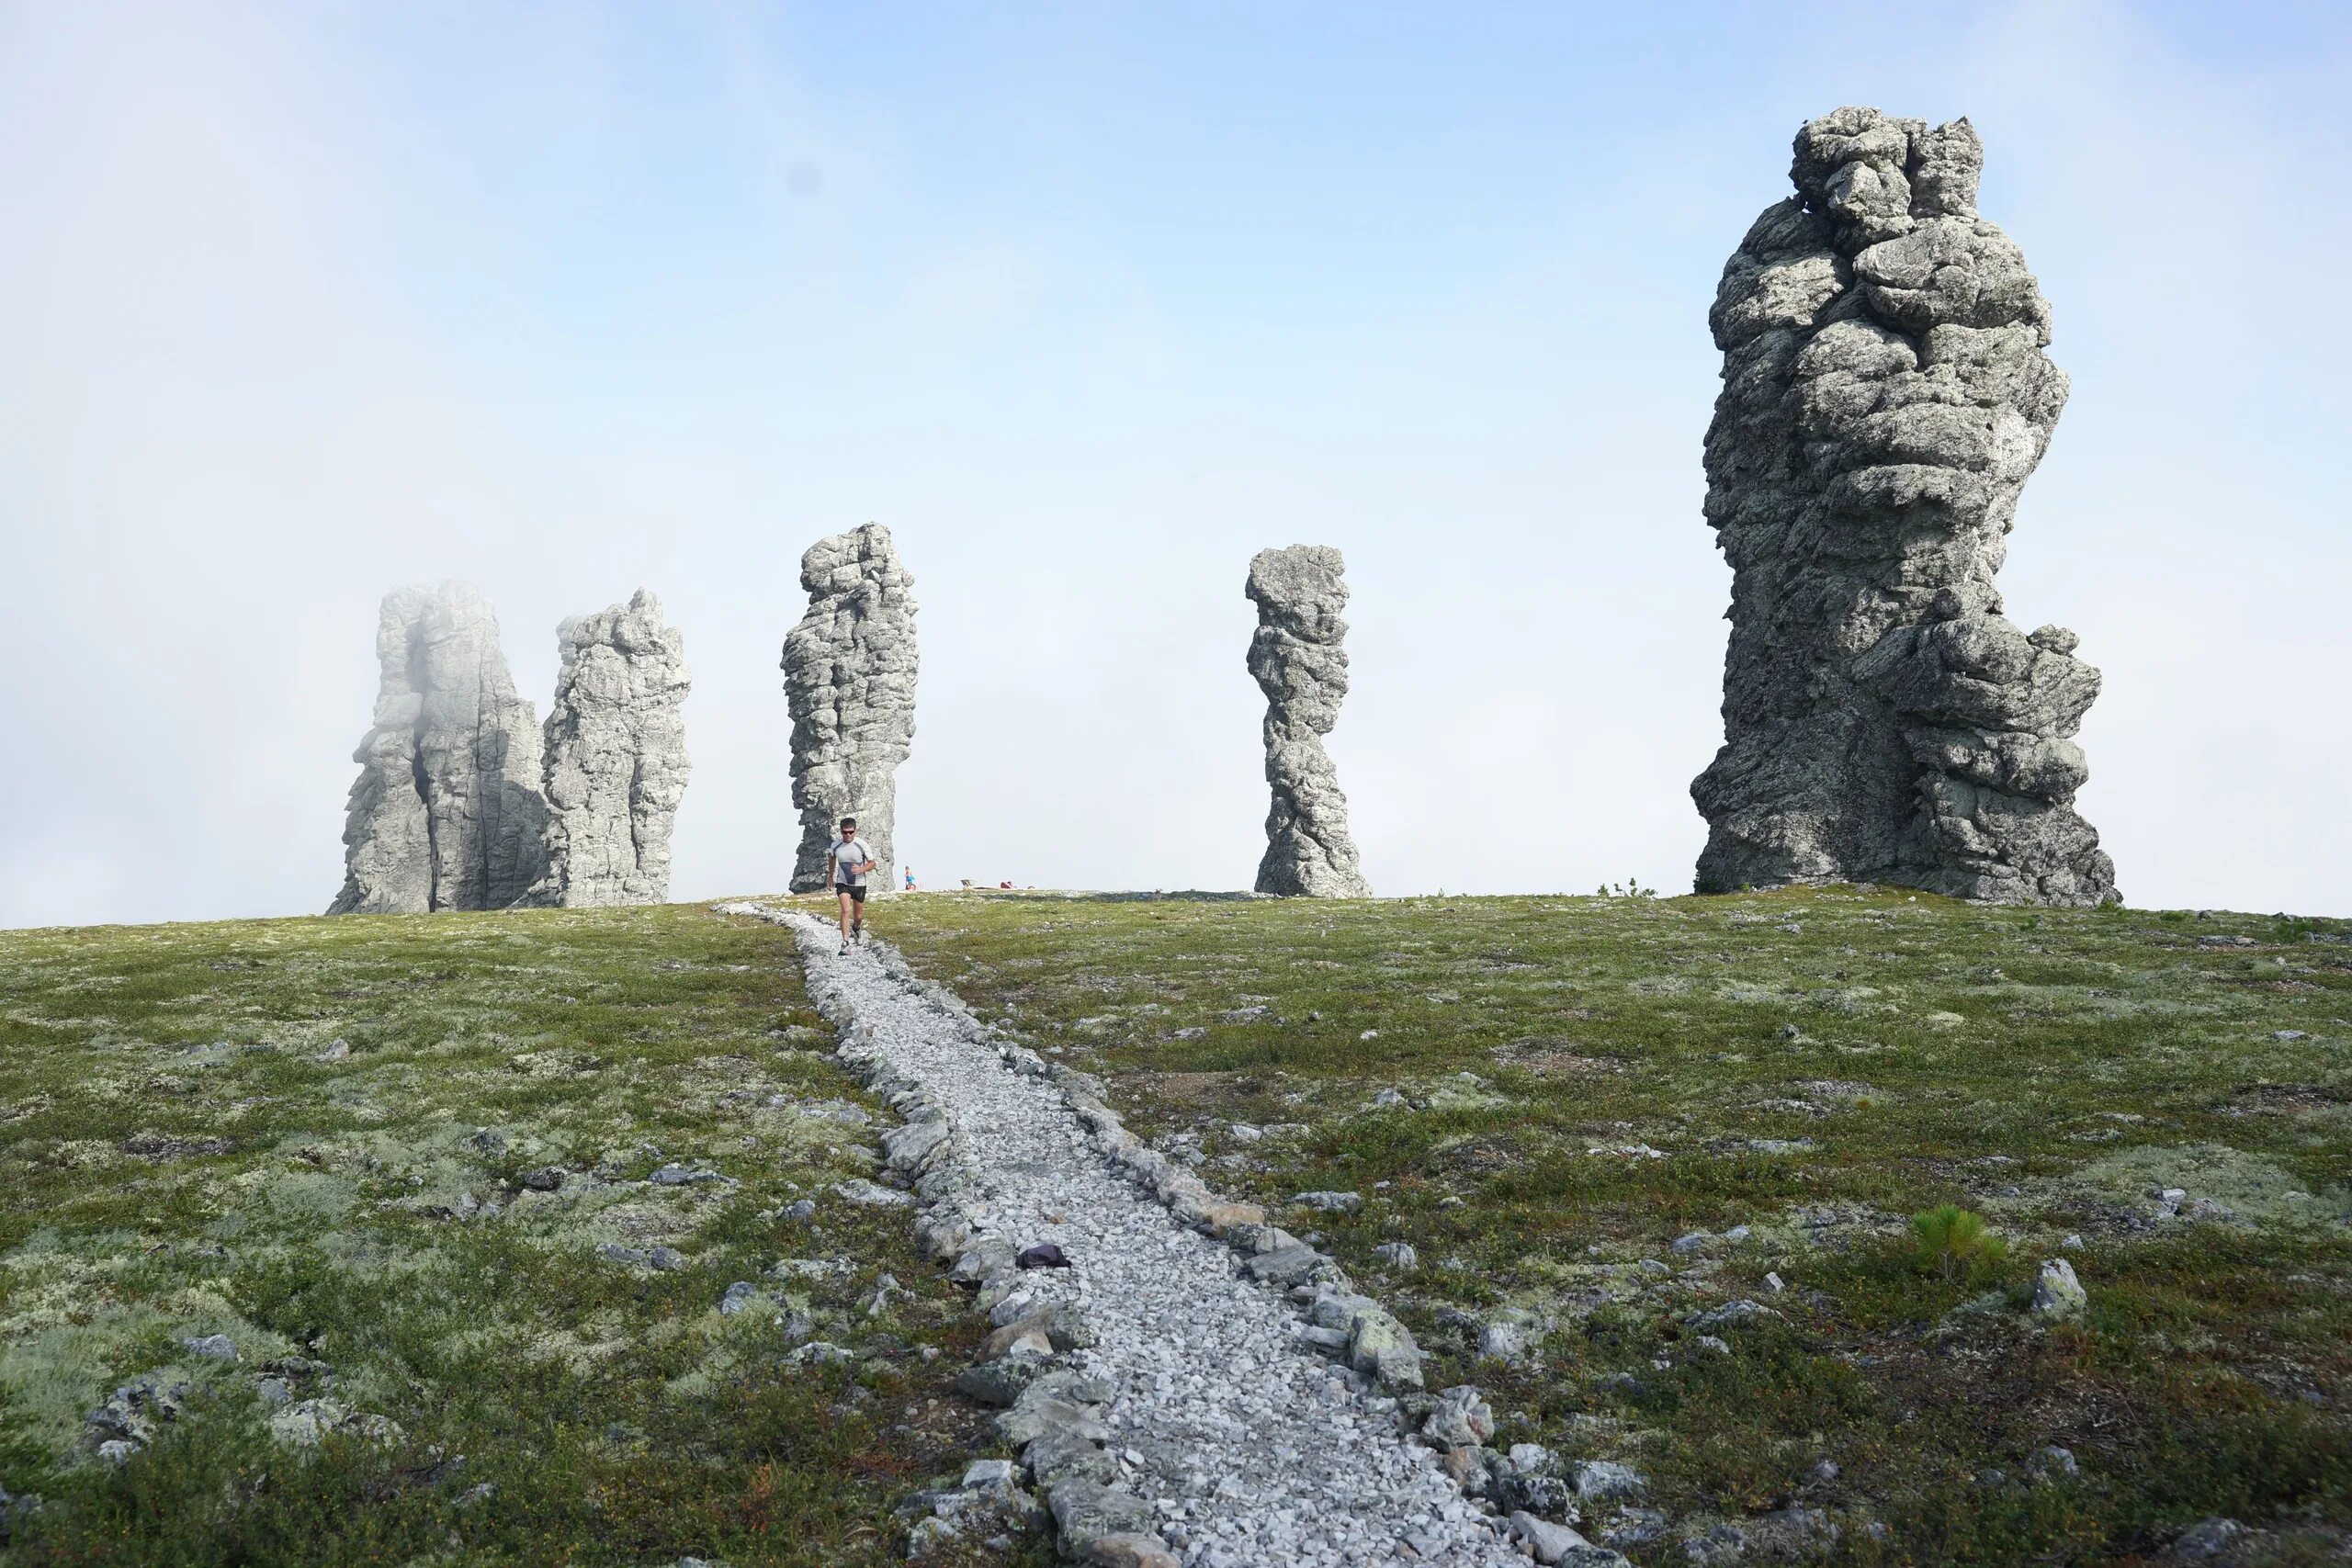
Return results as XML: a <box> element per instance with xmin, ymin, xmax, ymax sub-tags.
<box><xmin>1016</xmin><ymin>1243</ymin><xmax>1069</xmax><ymax>1269</ymax></box>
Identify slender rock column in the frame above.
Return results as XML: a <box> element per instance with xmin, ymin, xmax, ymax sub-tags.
<box><xmin>782</xmin><ymin>524</ymin><xmax>918</xmax><ymax>894</ymax></box>
<box><xmin>535</xmin><ymin>590</ymin><xmax>692</xmax><ymax>907</ymax></box>
<box><xmin>327</xmin><ymin>581</ymin><xmax>546</xmax><ymax>913</ymax></box>
<box><xmin>1247</xmin><ymin>546</ymin><xmax>1371</xmax><ymax>897</ymax></box>
<box><xmin>1691</xmin><ymin>107</ymin><xmax>2116</xmax><ymax>906</ymax></box>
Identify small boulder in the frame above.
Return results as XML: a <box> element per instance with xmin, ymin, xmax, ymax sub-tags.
<box><xmin>1422</xmin><ymin>1385</ymin><xmax>1496</xmax><ymax>1448</ymax></box>
<box><xmin>1291</xmin><ymin>1190</ymin><xmax>1363</xmax><ymax>1213</ymax></box>
<box><xmin>2032</xmin><ymin>1258</ymin><xmax>2087</xmax><ymax>1320</ymax></box>
<box><xmin>1572</xmin><ymin>1460</ymin><xmax>1647</xmax><ymax>1502</ymax></box>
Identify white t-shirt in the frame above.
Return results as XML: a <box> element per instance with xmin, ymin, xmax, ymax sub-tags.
<box><xmin>830</xmin><ymin>839</ymin><xmax>872</xmax><ymax>886</ymax></box>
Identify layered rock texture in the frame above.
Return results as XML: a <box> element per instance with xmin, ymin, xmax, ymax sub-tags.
<box><xmin>328</xmin><ymin>583</ymin><xmax>548</xmax><ymax>914</ymax></box>
<box><xmin>782</xmin><ymin>524</ymin><xmax>918</xmax><ymax>893</ymax></box>
<box><xmin>1692</xmin><ymin>107</ymin><xmax>2116</xmax><ymax>907</ymax></box>
<box><xmin>1247</xmin><ymin>546</ymin><xmax>1372</xmax><ymax>897</ymax></box>
<box><xmin>534</xmin><ymin>590</ymin><xmax>692</xmax><ymax>908</ymax></box>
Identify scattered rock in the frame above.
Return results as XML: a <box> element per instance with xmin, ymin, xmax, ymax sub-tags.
<box><xmin>1573</xmin><ymin>1461</ymin><xmax>1647</xmax><ymax>1502</ymax></box>
<box><xmin>1510</xmin><ymin>1512</ymin><xmax>1623</xmax><ymax>1566</ymax></box>
<box><xmin>181</xmin><ymin>1334</ymin><xmax>238</xmax><ymax>1362</ymax></box>
<box><xmin>1046</xmin><ymin>1480</ymin><xmax>1157</xmax><ymax>1541</ymax></box>
<box><xmin>1074</xmin><ymin>1534</ymin><xmax>1181</xmax><ymax>1568</ymax></box>
<box><xmin>1290</xmin><ymin>1190</ymin><xmax>1363</xmax><ymax>1213</ymax></box>
<box><xmin>836</xmin><ymin>1179</ymin><xmax>917</xmax><ymax>1207</ymax></box>
<box><xmin>650</xmin><ymin>1163</ymin><xmax>728</xmax><ymax>1186</ymax></box>
<box><xmin>1374</xmin><ymin>1241</ymin><xmax>1419</xmax><ymax>1271</ymax></box>
<box><xmin>1683</xmin><ymin>1520</ymin><xmax>1749</xmax><ymax>1563</ymax></box>
<box><xmin>2168</xmin><ymin>1518</ymin><xmax>2245</xmax><ymax>1562</ymax></box>
<box><xmin>1601</xmin><ymin>1508</ymin><xmax>1669</xmax><ymax>1548</ymax></box>
<box><xmin>2032</xmin><ymin>1258</ymin><xmax>2087</xmax><ymax>1319</ymax></box>
<box><xmin>960</xmin><ymin>1459</ymin><xmax>1017</xmax><ymax>1491</ymax></box>
<box><xmin>2028</xmin><ymin>1445</ymin><xmax>2079</xmax><ymax>1480</ymax></box>
<box><xmin>1687</xmin><ymin>1299</ymin><xmax>1780</xmax><ymax>1333</ymax></box>
<box><xmin>1422</xmin><ymin>1384</ymin><xmax>1496</xmax><ymax>1448</ymax></box>
<box><xmin>1479</xmin><ymin>1307</ymin><xmax>1539</xmax><ymax>1360</ymax></box>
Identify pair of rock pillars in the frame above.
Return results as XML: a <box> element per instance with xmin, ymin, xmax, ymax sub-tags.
<box><xmin>329</xmin><ymin>586</ymin><xmax>691</xmax><ymax>913</ymax></box>
<box><xmin>771</xmin><ymin>527</ymin><xmax>1375</xmax><ymax>901</ymax></box>
<box><xmin>1244</xmin><ymin>108</ymin><xmax>2117</xmax><ymax>907</ymax></box>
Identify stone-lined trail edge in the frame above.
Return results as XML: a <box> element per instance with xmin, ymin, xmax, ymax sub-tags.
<box><xmin>720</xmin><ymin>904</ymin><xmax>1554</xmax><ymax>1568</ymax></box>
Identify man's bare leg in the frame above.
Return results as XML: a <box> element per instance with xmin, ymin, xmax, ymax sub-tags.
<box><xmin>837</xmin><ymin>889</ymin><xmax>855</xmax><ymax>948</ymax></box>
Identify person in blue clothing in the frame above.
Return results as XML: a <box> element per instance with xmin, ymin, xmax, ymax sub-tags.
<box><xmin>827</xmin><ymin>817</ymin><xmax>875</xmax><ymax>954</ymax></box>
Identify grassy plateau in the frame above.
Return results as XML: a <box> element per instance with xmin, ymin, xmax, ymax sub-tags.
<box><xmin>0</xmin><ymin>887</ymin><xmax>2345</xmax><ymax>1565</ymax></box>
<box><xmin>878</xmin><ymin>886</ymin><xmax>2352</xmax><ymax>1566</ymax></box>
<box><xmin>0</xmin><ymin>903</ymin><xmax>1046</xmax><ymax>1567</ymax></box>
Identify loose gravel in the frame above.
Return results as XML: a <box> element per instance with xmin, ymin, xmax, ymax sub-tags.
<box><xmin>754</xmin><ymin>907</ymin><xmax>1519</xmax><ymax>1568</ymax></box>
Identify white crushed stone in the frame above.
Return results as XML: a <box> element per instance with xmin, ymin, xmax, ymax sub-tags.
<box><xmin>765</xmin><ymin>908</ymin><xmax>1520</xmax><ymax>1568</ymax></box>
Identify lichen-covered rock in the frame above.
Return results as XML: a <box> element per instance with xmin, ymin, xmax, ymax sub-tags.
<box><xmin>1246</xmin><ymin>547</ymin><xmax>1371</xmax><ymax>897</ymax></box>
<box><xmin>1692</xmin><ymin>107</ymin><xmax>2116</xmax><ymax>907</ymax></box>
<box><xmin>329</xmin><ymin>582</ymin><xmax>546</xmax><ymax>912</ymax></box>
<box><xmin>533</xmin><ymin>590</ymin><xmax>690</xmax><ymax>907</ymax></box>
<box><xmin>781</xmin><ymin>524</ymin><xmax>917</xmax><ymax>893</ymax></box>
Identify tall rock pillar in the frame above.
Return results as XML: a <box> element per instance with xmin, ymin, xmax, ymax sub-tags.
<box><xmin>1691</xmin><ymin>107</ymin><xmax>2116</xmax><ymax>906</ymax></box>
<box><xmin>782</xmin><ymin>524</ymin><xmax>918</xmax><ymax>894</ymax></box>
<box><xmin>327</xmin><ymin>582</ymin><xmax>547</xmax><ymax>913</ymax></box>
<box><xmin>536</xmin><ymin>589</ymin><xmax>692</xmax><ymax>907</ymax></box>
<box><xmin>1247</xmin><ymin>546</ymin><xmax>1372</xmax><ymax>897</ymax></box>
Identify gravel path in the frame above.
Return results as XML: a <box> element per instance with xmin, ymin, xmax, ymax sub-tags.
<box><xmin>758</xmin><ymin>908</ymin><xmax>1521</xmax><ymax>1568</ymax></box>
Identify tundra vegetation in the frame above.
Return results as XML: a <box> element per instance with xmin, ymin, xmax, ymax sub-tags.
<box><xmin>882</xmin><ymin>887</ymin><xmax>2352</xmax><ymax>1563</ymax></box>
<box><xmin>0</xmin><ymin>905</ymin><xmax>1044</xmax><ymax>1566</ymax></box>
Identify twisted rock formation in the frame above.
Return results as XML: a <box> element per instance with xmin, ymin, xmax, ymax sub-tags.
<box><xmin>534</xmin><ymin>590</ymin><xmax>692</xmax><ymax>907</ymax></box>
<box><xmin>1247</xmin><ymin>546</ymin><xmax>1371</xmax><ymax>897</ymax></box>
<box><xmin>782</xmin><ymin>524</ymin><xmax>917</xmax><ymax>893</ymax></box>
<box><xmin>328</xmin><ymin>582</ymin><xmax>547</xmax><ymax>913</ymax></box>
<box><xmin>1692</xmin><ymin>107</ymin><xmax>2116</xmax><ymax>906</ymax></box>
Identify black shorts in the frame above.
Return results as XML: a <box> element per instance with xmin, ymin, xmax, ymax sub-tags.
<box><xmin>834</xmin><ymin>882</ymin><xmax>866</xmax><ymax>903</ymax></box>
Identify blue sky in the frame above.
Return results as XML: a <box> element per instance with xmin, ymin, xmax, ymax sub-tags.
<box><xmin>3</xmin><ymin>0</ymin><xmax>2347</xmax><ymax>925</ymax></box>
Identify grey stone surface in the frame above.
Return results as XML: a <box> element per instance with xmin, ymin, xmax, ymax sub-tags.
<box><xmin>1692</xmin><ymin>107</ymin><xmax>2116</xmax><ymax>907</ymax></box>
<box><xmin>533</xmin><ymin>589</ymin><xmax>691</xmax><ymax>907</ymax></box>
<box><xmin>1246</xmin><ymin>546</ymin><xmax>1372</xmax><ymax>897</ymax></box>
<box><xmin>329</xmin><ymin>582</ymin><xmax>546</xmax><ymax>913</ymax></box>
<box><xmin>781</xmin><ymin>524</ymin><xmax>917</xmax><ymax>893</ymax></box>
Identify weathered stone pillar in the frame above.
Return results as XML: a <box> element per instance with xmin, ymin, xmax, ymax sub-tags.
<box><xmin>1248</xmin><ymin>546</ymin><xmax>1371</xmax><ymax>897</ymax></box>
<box><xmin>782</xmin><ymin>524</ymin><xmax>918</xmax><ymax>893</ymax></box>
<box><xmin>1692</xmin><ymin>107</ymin><xmax>2116</xmax><ymax>906</ymax></box>
<box><xmin>329</xmin><ymin>581</ymin><xmax>546</xmax><ymax>912</ymax></box>
<box><xmin>536</xmin><ymin>590</ymin><xmax>691</xmax><ymax>907</ymax></box>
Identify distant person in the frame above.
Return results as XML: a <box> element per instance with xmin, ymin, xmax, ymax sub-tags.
<box><xmin>904</xmin><ymin>866</ymin><xmax>916</xmax><ymax>891</ymax></box>
<box><xmin>828</xmin><ymin>817</ymin><xmax>875</xmax><ymax>954</ymax></box>
<box><xmin>1000</xmin><ymin>879</ymin><xmax>1012</xmax><ymax>890</ymax></box>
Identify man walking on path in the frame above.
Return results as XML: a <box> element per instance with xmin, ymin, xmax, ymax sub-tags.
<box><xmin>827</xmin><ymin>817</ymin><xmax>875</xmax><ymax>954</ymax></box>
